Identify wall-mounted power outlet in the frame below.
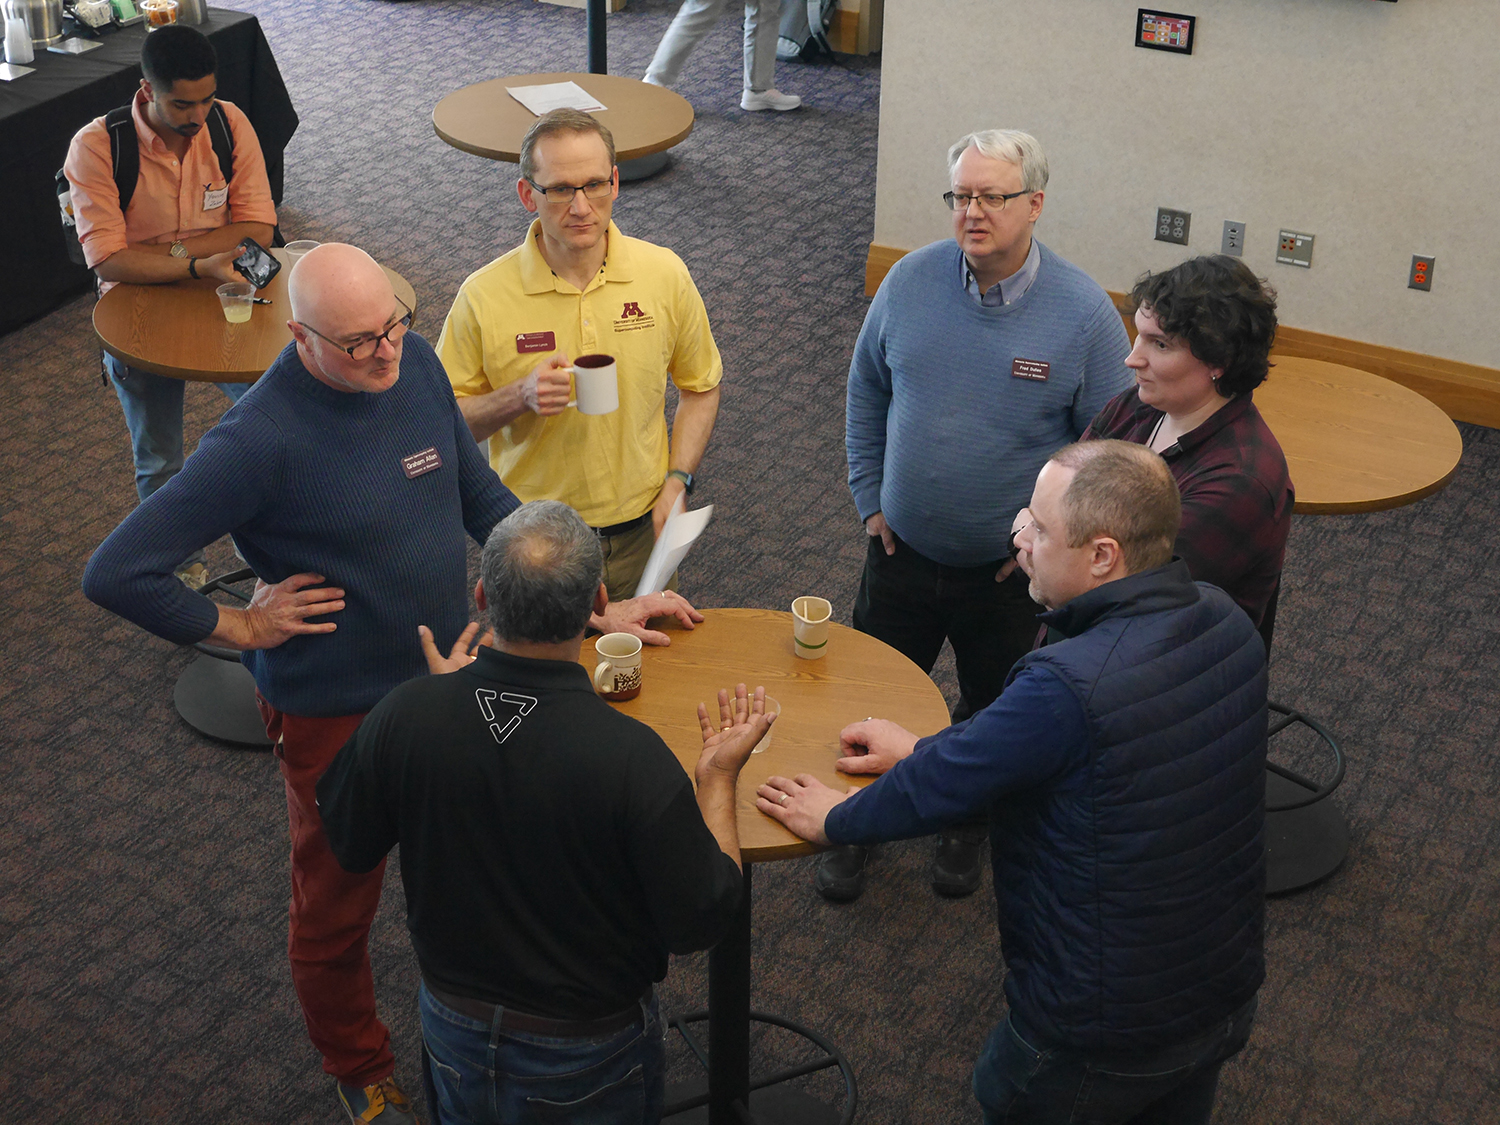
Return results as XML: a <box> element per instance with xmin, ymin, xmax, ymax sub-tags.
<box><xmin>1276</xmin><ymin>230</ymin><xmax>1314</xmax><ymax>268</ymax></box>
<box><xmin>1409</xmin><ymin>255</ymin><xmax>1435</xmax><ymax>291</ymax></box>
<box><xmin>1221</xmin><ymin>221</ymin><xmax>1246</xmax><ymax>257</ymax></box>
<box><xmin>1156</xmin><ymin>208</ymin><xmax>1190</xmax><ymax>245</ymax></box>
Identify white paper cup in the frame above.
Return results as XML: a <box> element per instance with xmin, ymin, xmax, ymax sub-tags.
<box><xmin>567</xmin><ymin>353</ymin><xmax>619</xmax><ymax>415</ymax></box>
<box><xmin>593</xmin><ymin>632</ymin><xmax>642</xmax><ymax>700</ymax></box>
<box><xmin>751</xmin><ymin>696</ymin><xmax>782</xmax><ymax>754</ymax></box>
<box><xmin>216</xmin><ymin>281</ymin><xmax>255</xmax><ymax>324</ymax></box>
<box><xmin>792</xmin><ymin>596</ymin><xmax>832</xmax><ymax>660</ymax></box>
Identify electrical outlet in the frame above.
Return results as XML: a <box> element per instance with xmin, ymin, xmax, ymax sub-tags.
<box><xmin>1276</xmin><ymin>230</ymin><xmax>1314</xmax><ymax>268</ymax></box>
<box><xmin>1409</xmin><ymin>255</ymin><xmax>1435</xmax><ymax>291</ymax></box>
<box><xmin>1155</xmin><ymin>208</ymin><xmax>1190</xmax><ymax>246</ymax></box>
<box><xmin>1221</xmin><ymin>221</ymin><xmax>1246</xmax><ymax>257</ymax></box>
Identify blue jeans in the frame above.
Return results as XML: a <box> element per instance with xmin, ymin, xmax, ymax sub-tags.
<box><xmin>418</xmin><ymin>982</ymin><xmax>665</xmax><ymax>1125</ymax></box>
<box><xmin>973</xmin><ymin>997</ymin><xmax>1257</xmax><ymax>1125</ymax></box>
<box><xmin>107</xmin><ymin>354</ymin><xmax>250</xmax><ymax>569</ymax></box>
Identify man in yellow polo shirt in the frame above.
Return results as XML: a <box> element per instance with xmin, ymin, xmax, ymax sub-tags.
<box><xmin>438</xmin><ymin>109</ymin><xmax>722</xmax><ymax>609</ymax></box>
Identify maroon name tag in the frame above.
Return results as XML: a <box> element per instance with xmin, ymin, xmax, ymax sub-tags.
<box><xmin>516</xmin><ymin>331</ymin><xmax>556</xmax><ymax>354</ymax></box>
<box><xmin>401</xmin><ymin>447</ymin><xmax>443</xmax><ymax>479</ymax></box>
<box><xmin>1012</xmin><ymin>358</ymin><xmax>1051</xmax><ymax>382</ymax></box>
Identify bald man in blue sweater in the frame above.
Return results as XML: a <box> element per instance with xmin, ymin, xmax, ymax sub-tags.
<box><xmin>81</xmin><ymin>244</ymin><xmax>696</xmax><ymax>1124</ymax></box>
<box><xmin>828</xmin><ymin>129</ymin><xmax>1132</xmax><ymax>903</ymax></box>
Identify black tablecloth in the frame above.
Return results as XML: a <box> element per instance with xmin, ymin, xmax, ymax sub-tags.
<box><xmin>0</xmin><ymin>9</ymin><xmax>298</xmax><ymax>337</ymax></box>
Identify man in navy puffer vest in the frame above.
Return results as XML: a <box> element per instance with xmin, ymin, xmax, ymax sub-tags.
<box><xmin>760</xmin><ymin>439</ymin><xmax>1266</xmax><ymax>1124</ymax></box>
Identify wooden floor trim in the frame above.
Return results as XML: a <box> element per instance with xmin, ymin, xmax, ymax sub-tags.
<box><xmin>864</xmin><ymin>242</ymin><xmax>1500</xmax><ymax>428</ymax></box>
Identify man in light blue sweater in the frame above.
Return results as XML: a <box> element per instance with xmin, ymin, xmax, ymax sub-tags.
<box><xmin>827</xmin><ymin>129</ymin><xmax>1132</xmax><ymax>903</ymax></box>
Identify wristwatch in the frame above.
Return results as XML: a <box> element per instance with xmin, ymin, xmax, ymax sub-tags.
<box><xmin>666</xmin><ymin>469</ymin><xmax>695</xmax><ymax>493</ymax></box>
<box><xmin>168</xmin><ymin>240</ymin><xmax>188</xmax><ymax>258</ymax></box>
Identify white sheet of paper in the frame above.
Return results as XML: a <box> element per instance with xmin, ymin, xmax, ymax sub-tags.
<box><xmin>505</xmin><ymin>82</ymin><xmax>607</xmax><ymax>116</ymax></box>
<box><xmin>633</xmin><ymin>500</ymin><xmax>713</xmax><ymax>599</ymax></box>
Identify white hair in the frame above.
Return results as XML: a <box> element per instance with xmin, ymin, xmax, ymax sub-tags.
<box><xmin>947</xmin><ymin>129</ymin><xmax>1050</xmax><ymax>193</ymax></box>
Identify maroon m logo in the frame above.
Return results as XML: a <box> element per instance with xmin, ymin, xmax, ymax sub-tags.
<box><xmin>621</xmin><ymin>301</ymin><xmax>645</xmax><ymax>318</ymax></box>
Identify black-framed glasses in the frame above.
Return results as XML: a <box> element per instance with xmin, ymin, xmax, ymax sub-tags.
<box><xmin>943</xmin><ymin>189</ymin><xmax>1031</xmax><ymax>213</ymax></box>
<box><xmin>526</xmin><ymin>177</ymin><xmax>614</xmax><ymax>205</ymax></box>
<box><xmin>298</xmin><ymin>295</ymin><xmax>413</xmax><ymax>360</ymax></box>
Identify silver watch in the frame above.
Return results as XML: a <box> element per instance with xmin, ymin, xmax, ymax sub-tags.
<box><xmin>169</xmin><ymin>241</ymin><xmax>189</xmax><ymax>258</ymax></box>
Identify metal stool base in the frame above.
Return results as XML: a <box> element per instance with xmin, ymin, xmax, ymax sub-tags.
<box><xmin>1264</xmin><ymin>700</ymin><xmax>1349</xmax><ymax>895</ymax></box>
<box><xmin>664</xmin><ymin>1009</ymin><xmax>855</xmax><ymax>1125</ymax></box>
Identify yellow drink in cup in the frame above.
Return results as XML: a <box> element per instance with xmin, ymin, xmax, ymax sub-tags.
<box><xmin>216</xmin><ymin>282</ymin><xmax>255</xmax><ymax>323</ymax></box>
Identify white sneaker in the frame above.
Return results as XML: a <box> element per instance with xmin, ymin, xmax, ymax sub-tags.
<box><xmin>741</xmin><ymin>88</ymin><xmax>802</xmax><ymax>112</ymax></box>
<box><xmin>643</xmin><ymin>73</ymin><xmax>667</xmax><ymax>88</ymax></box>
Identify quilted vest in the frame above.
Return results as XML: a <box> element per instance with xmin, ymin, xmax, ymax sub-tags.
<box><xmin>997</xmin><ymin>560</ymin><xmax>1267</xmax><ymax>1052</ymax></box>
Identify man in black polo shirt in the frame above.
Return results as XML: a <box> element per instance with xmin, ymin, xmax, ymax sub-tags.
<box><xmin>317</xmin><ymin>500</ymin><xmax>771</xmax><ymax>1124</ymax></box>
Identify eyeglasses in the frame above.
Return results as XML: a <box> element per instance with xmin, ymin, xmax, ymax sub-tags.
<box><xmin>527</xmin><ymin>177</ymin><xmax>614</xmax><ymax>205</ymax></box>
<box><xmin>298</xmin><ymin>295</ymin><xmax>413</xmax><ymax>360</ymax></box>
<box><xmin>943</xmin><ymin>189</ymin><xmax>1031</xmax><ymax>213</ymax></box>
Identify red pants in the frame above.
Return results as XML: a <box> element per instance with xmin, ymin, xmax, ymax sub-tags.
<box><xmin>259</xmin><ymin>699</ymin><xmax>395</xmax><ymax>1087</ymax></box>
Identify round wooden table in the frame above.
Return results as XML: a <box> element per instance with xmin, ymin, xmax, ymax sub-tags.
<box><xmin>93</xmin><ymin>250</ymin><xmax>418</xmax><ymax>383</ymax></box>
<box><xmin>1256</xmin><ymin>356</ymin><xmax>1464</xmax><ymax>514</ymax></box>
<box><xmin>433</xmin><ymin>72</ymin><xmax>694</xmax><ymax>175</ymax></box>
<box><xmin>1254</xmin><ymin>357</ymin><xmax>1464</xmax><ymax>893</ymax></box>
<box><xmin>584</xmin><ymin>608</ymin><xmax>951</xmax><ymax>1124</ymax></box>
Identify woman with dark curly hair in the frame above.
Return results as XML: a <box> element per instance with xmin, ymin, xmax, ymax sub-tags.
<box><xmin>1080</xmin><ymin>255</ymin><xmax>1294</xmax><ymax>639</ymax></box>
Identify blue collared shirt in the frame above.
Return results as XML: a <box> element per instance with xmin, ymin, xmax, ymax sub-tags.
<box><xmin>962</xmin><ymin>235</ymin><xmax>1041</xmax><ymax>307</ymax></box>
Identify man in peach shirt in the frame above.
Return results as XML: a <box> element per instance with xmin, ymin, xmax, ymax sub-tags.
<box><xmin>64</xmin><ymin>24</ymin><xmax>276</xmax><ymax>587</ymax></box>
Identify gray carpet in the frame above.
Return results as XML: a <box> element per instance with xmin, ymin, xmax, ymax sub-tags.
<box><xmin>1</xmin><ymin>1</ymin><xmax>1497</xmax><ymax>1122</ymax></box>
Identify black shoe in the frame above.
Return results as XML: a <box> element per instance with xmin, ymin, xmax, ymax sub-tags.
<box><xmin>814</xmin><ymin>845</ymin><xmax>870</xmax><ymax>902</ymax></box>
<box><xmin>931</xmin><ymin>833</ymin><xmax>984</xmax><ymax>897</ymax></box>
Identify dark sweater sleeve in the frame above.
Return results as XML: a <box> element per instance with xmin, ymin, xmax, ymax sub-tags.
<box><xmin>845</xmin><ymin>278</ymin><xmax>895</xmax><ymax>522</ymax></box>
<box><xmin>81</xmin><ymin>403</ymin><xmax>281</xmax><ymax>645</ymax></box>
<box><xmin>1071</xmin><ymin>295</ymin><xmax>1134</xmax><ymax>437</ymax></box>
<box><xmin>624</xmin><ymin>749</ymin><xmax>741</xmax><ymax>954</ymax></box>
<box><xmin>826</xmin><ymin>666</ymin><xmax>1090</xmax><ymax>845</ymax></box>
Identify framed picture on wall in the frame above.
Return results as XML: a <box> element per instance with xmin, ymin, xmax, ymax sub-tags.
<box><xmin>1136</xmin><ymin>10</ymin><xmax>1195</xmax><ymax>54</ymax></box>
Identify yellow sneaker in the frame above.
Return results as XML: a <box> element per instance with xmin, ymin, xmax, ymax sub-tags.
<box><xmin>337</xmin><ymin>1076</ymin><xmax>420</xmax><ymax>1124</ymax></box>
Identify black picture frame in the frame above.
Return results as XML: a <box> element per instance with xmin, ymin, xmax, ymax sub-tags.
<box><xmin>1136</xmin><ymin>9</ymin><xmax>1195</xmax><ymax>55</ymax></box>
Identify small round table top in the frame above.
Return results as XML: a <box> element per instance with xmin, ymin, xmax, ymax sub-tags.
<box><xmin>433</xmin><ymin>73</ymin><xmax>695</xmax><ymax>164</ymax></box>
<box><xmin>92</xmin><ymin>251</ymin><xmax>418</xmax><ymax>383</ymax></box>
<box><xmin>1256</xmin><ymin>356</ymin><xmax>1464</xmax><ymax>514</ymax></box>
<box><xmin>581</xmin><ymin>608</ymin><xmax>953</xmax><ymax>863</ymax></box>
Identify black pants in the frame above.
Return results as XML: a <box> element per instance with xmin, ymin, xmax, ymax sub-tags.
<box><xmin>853</xmin><ymin>531</ymin><xmax>1040</xmax><ymax>723</ymax></box>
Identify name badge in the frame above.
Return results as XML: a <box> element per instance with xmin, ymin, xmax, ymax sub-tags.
<box><xmin>1011</xmin><ymin>357</ymin><xmax>1051</xmax><ymax>382</ymax></box>
<box><xmin>202</xmin><ymin>184</ymin><xmax>228</xmax><ymax>211</ymax></box>
<box><xmin>401</xmin><ymin>447</ymin><xmax>443</xmax><ymax>480</ymax></box>
<box><xmin>516</xmin><ymin>331</ymin><xmax>556</xmax><ymax>354</ymax></box>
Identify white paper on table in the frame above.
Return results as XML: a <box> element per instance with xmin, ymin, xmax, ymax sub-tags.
<box><xmin>633</xmin><ymin>499</ymin><xmax>713</xmax><ymax>599</ymax></box>
<box><xmin>505</xmin><ymin>82</ymin><xmax>607</xmax><ymax>116</ymax></box>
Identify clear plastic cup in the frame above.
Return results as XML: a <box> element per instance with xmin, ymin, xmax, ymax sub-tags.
<box><xmin>216</xmin><ymin>282</ymin><xmax>255</xmax><ymax>324</ymax></box>
<box><xmin>283</xmin><ymin>240</ymin><xmax>321</xmax><ymax>265</ymax></box>
<box><xmin>141</xmin><ymin>0</ymin><xmax>179</xmax><ymax>29</ymax></box>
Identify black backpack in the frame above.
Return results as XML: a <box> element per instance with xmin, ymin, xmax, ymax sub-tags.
<box><xmin>56</xmin><ymin>102</ymin><xmax>235</xmax><ymax>268</ymax></box>
<box><xmin>777</xmin><ymin>0</ymin><xmax>838</xmax><ymax>61</ymax></box>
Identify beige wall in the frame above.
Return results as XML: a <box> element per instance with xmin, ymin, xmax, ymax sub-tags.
<box><xmin>874</xmin><ymin>0</ymin><xmax>1500</xmax><ymax>368</ymax></box>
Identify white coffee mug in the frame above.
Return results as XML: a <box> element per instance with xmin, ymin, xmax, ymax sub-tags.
<box><xmin>593</xmin><ymin>632</ymin><xmax>642</xmax><ymax>700</ymax></box>
<box><xmin>567</xmin><ymin>353</ymin><xmax>620</xmax><ymax>415</ymax></box>
<box><xmin>792</xmin><ymin>596</ymin><xmax>832</xmax><ymax>660</ymax></box>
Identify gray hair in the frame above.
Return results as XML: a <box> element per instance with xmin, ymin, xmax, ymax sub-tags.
<box><xmin>480</xmin><ymin>501</ymin><xmax>603</xmax><ymax>643</ymax></box>
<box><xmin>519</xmin><ymin>108</ymin><xmax>616</xmax><ymax>183</ymax></box>
<box><xmin>946</xmin><ymin>129</ymin><xmax>1050</xmax><ymax>193</ymax></box>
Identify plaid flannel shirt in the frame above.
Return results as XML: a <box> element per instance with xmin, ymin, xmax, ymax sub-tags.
<box><xmin>1084</xmin><ymin>387</ymin><xmax>1294</xmax><ymax>631</ymax></box>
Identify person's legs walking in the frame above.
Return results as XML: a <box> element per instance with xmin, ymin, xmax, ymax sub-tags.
<box><xmin>739</xmin><ymin>0</ymin><xmax>802</xmax><ymax>111</ymax></box>
<box><xmin>644</xmin><ymin>0</ymin><xmax>729</xmax><ymax>87</ymax></box>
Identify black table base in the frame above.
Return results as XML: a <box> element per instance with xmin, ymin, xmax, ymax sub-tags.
<box><xmin>1264</xmin><ymin>701</ymin><xmax>1349</xmax><ymax>895</ymax></box>
<box><xmin>664</xmin><ymin>865</ymin><xmax>856</xmax><ymax>1125</ymax></box>
<box><xmin>171</xmin><ymin>566</ymin><xmax>272</xmax><ymax>749</ymax></box>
